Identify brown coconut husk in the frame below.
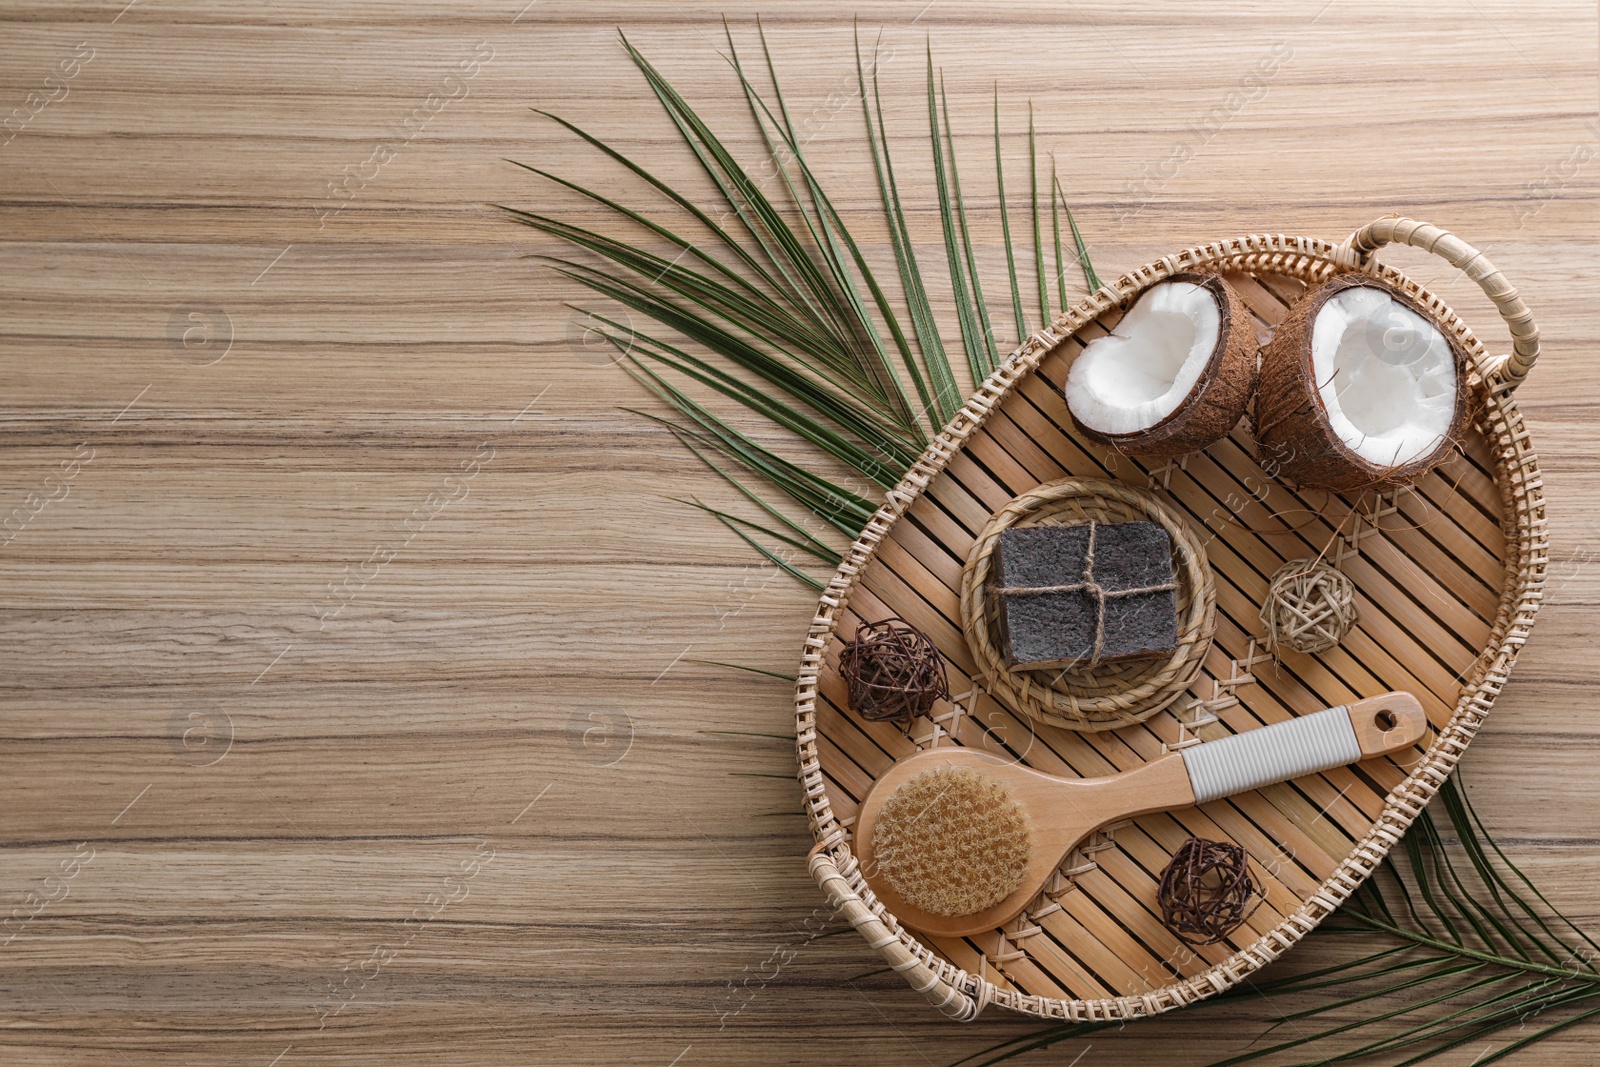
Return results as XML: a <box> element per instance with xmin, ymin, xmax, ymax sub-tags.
<box><xmin>1069</xmin><ymin>272</ymin><xmax>1258</xmax><ymax>461</ymax></box>
<box><xmin>1254</xmin><ymin>274</ymin><xmax>1470</xmax><ymax>494</ymax></box>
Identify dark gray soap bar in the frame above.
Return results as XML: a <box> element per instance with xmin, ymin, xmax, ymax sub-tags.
<box><xmin>994</xmin><ymin>521</ymin><xmax>1179</xmax><ymax>671</ymax></box>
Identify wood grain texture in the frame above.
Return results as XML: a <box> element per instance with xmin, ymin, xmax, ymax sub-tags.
<box><xmin>0</xmin><ymin>1</ymin><xmax>1596</xmax><ymax>1063</ymax></box>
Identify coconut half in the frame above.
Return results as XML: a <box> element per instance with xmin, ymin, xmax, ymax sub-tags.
<box><xmin>1255</xmin><ymin>275</ymin><xmax>1469</xmax><ymax>493</ymax></box>
<box><xmin>1064</xmin><ymin>273</ymin><xmax>1256</xmax><ymax>459</ymax></box>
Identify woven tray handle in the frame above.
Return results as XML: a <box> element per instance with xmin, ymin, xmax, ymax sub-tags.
<box><xmin>1345</xmin><ymin>215</ymin><xmax>1540</xmax><ymax>390</ymax></box>
<box><xmin>807</xmin><ymin>848</ymin><xmax>979</xmax><ymax>1021</ymax></box>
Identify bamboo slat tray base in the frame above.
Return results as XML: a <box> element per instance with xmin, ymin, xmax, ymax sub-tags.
<box><xmin>795</xmin><ymin>225</ymin><xmax>1546</xmax><ymax>1022</ymax></box>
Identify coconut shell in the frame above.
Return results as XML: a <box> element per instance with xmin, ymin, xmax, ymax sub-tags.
<box><xmin>1254</xmin><ymin>274</ymin><xmax>1470</xmax><ymax>493</ymax></box>
<box><xmin>1069</xmin><ymin>272</ymin><xmax>1258</xmax><ymax>461</ymax></box>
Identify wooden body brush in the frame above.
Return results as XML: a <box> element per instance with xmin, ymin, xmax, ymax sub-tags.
<box><xmin>854</xmin><ymin>692</ymin><xmax>1427</xmax><ymax>937</ymax></box>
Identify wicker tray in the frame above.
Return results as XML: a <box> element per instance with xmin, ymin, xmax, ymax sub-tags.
<box><xmin>794</xmin><ymin>216</ymin><xmax>1546</xmax><ymax>1022</ymax></box>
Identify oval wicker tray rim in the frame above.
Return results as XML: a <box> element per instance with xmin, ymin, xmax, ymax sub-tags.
<box><xmin>793</xmin><ymin>218</ymin><xmax>1547</xmax><ymax>1023</ymax></box>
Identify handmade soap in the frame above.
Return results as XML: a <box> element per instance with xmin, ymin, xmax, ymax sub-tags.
<box><xmin>994</xmin><ymin>520</ymin><xmax>1179</xmax><ymax>671</ymax></box>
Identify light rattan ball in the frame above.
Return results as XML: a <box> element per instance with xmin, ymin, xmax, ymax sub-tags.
<box><xmin>1261</xmin><ymin>559</ymin><xmax>1358</xmax><ymax>654</ymax></box>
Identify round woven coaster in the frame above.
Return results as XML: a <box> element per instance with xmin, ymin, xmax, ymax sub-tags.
<box><xmin>960</xmin><ymin>477</ymin><xmax>1217</xmax><ymax>732</ymax></box>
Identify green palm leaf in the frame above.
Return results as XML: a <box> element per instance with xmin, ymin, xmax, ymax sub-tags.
<box><xmin>508</xmin><ymin>26</ymin><xmax>1078</xmax><ymax>569</ymax></box>
<box><xmin>506</xmin><ymin>25</ymin><xmax>1589</xmax><ymax>1065</ymax></box>
<box><xmin>993</xmin><ymin>88</ymin><xmax>1028</xmax><ymax>342</ymax></box>
<box><xmin>857</xmin><ymin>26</ymin><xmax>962</xmax><ymax>429</ymax></box>
<box><xmin>927</xmin><ymin>47</ymin><xmax>996</xmax><ymax>382</ymax></box>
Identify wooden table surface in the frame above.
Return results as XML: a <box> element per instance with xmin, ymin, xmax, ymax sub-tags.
<box><xmin>2</xmin><ymin>1</ymin><xmax>1597</xmax><ymax>1063</ymax></box>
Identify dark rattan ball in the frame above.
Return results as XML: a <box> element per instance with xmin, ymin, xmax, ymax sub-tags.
<box><xmin>1158</xmin><ymin>837</ymin><xmax>1263</xmax><ymax>946</ymax></box>
<box><xmin>839</xmin><ymin>617</ymin><xmax>949</xmax><ymax>723</ymax></box>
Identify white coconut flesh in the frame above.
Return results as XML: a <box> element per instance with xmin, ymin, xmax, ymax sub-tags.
<box><xmin>1064</xmin><ymin>281</ymin><xmax>1221</xmax><ymax>435</ymax></box>
<box><xmin>1311</xmin><ymin>287</ymin><xmax>1457</xmax><ymax>468</ymax></box>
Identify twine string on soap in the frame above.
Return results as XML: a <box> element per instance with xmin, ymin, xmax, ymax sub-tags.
<box><xmin>994</xmin><ymin>521</ymin><xmax>1178</xmax><ymax>668</ymax></box>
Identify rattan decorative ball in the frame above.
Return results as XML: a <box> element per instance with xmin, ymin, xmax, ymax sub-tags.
<box><xmin>839</xmin><ymin>617</ymin><xmax>949</xmax><ymax>722</ymax></box>
<box><xmin>1261</xmin><ymin>558</ymin><xmax>1358</xmax><ymax>655</ymax></box>
<box><xmin>1158</xmin><ymin>837</ymin><xmax>1263</xmax><ymax>946</ymax></box>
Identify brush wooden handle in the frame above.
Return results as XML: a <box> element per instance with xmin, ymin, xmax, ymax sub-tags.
<box><xmin>857</xmin><ymin>691</ymin><xmax>1427</xmax><ymax>938</ymax></box>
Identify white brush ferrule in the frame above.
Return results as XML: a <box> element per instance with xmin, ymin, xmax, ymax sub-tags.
<box><xmin>1180</xmin><ymin>706</ymin><xmax>1362</xmax><ymax>805</ymax></box>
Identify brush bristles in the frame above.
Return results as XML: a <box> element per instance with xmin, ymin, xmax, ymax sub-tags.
<box><xmin>870</xmin><ymin>765</ymin><xmax>1031</xmax><ymax>917</ymax></box>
